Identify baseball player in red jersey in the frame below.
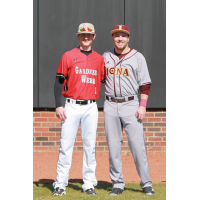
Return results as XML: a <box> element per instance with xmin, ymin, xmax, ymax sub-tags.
<box><xmin>52</xmin><ymin>22</ymin><xmax>104</xmax><ymax>196</ymax></box>
<box><xmin>103</xmin><ymin>25</ymin><xmax>155</xmax><ymax>196</ymax></box>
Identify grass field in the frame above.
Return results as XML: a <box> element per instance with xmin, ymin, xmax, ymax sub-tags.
<box><xmin>33</xmin><ymin>182</ymin><xmax>166</xmax><ymax>200</ymax></box>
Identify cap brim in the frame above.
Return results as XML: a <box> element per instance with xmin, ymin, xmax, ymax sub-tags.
<box><xmin>77</xmin><ymin>32</ymin><xmax>95</xmax><ymax>35</ymax></box>
<box><xmin>111</xmin><ymin>29</ymin><xmax>130</xmax><ymax>35</ymax></box>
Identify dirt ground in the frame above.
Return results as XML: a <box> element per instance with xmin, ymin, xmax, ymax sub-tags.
<box><xmin>33</xmin><ymin>151</ymin><xmax>166</xmax><ymax>184</ymax></box>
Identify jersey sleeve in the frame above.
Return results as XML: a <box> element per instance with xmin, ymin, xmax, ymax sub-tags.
<box><xmin>56</xmin><ymin>53</ymin><xmax>69</xmax><ymax>79</ymax></box>
<box><xmin>139</xmin><ymin>83</ymin><xmax>151</xmax><ymax>95</ymax></box>
<box><xmin>136</xmin><ymin>52</ymin><xmax>152</xmax><ymax>86</ymax></box>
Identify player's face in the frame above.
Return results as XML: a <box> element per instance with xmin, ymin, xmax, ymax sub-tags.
<box><xmin>77</xmin><ymin>33</ymin><xmax>96</xmax><ymax>48</ymax></box>
<box><xmin>112</xmin><ymin>32</ymin><xmax>130</xmax><ymax>51</ymax></box>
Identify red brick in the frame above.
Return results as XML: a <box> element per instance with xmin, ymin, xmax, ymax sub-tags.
<box><xmin>148</xmin><ymin>147</ymin><xmax>162</xmax><ymax>151</ymax></box>
<box><xmin>41</xmin><ymin>113</ymin><xmax>55</xmax><ymax>117</ymax></box>
<box><xmin>77</xmin><ymin>147</ymin><xmax>83</xmax><ymax>151</ymax></box>
<box><xmin>143</xmin><ymin>123</ymin><xmax>153</xmax><ymax>127</ymax></box>
<box><xmin>144</xmin><ymin>132</ymin><xmax>154</xmax><ymax>136</ymax></box>
<box><xmin>49</xmin><ymin>128</ymin><xmax>61</xmax><ymax>132</ymax></box>
<box><xmin>74</xmin><ymin>142</ymin><xmax>83</xmax><ymax>146</ymax></box>
<box><xmin>97</xmin><ymin>133</ymin><xmax>105</xmax><ymax>137</ymax></box>
<box><xmin>162</xmin><ymin>128</ymin><xmax>166</xmax><ymax>131</ymax></box>
<box><xmin>155</xmin><ymin>142</ymin><xmax>166</xmax><ymax>146</ymax></box>
<box><xmin>49</xmin><ymin>147</ymin><xmax>60</xmax><ymax>151</ymax></box>
<box><xmin>98</xmin><ymin>118</ymin><xmax>104</xmax><ymax>122</ymax></box>
<box><xmin>163</xmin><ymin>137</ymin><xmax>166</xmax><ymax>141</ymax></box>
<box><xmin>56</xmin><ymin>123</ymin><xmax>62</xmax><ymax>127</ymax></box>
<box><xmin>98</xmin><ymin>112</ymin><xmax>104</xmax><ymax>117</ymax></box>
<box><xmin>155</xmin><ymin>132</ymin><xmax>166</xmax><ymax>136</ymax></box>
<box><xmin>42</xmin><ymin>142</ymin><xmax>55</xmax><ymax>146</ymax></box>
<box><xmin>42</xmin><ymin>123</ymin><xmax>56</xmax><ymax>127</ymax></box>
<box><xmin>155</xmin><ymin>113</ymin><xmax>166</xmax><ymax>117</ymax></box>
<box><xmin>97</xmin><ymin>127</ymin><xmax>105</xmax><ymax>132</ymax></box>
<box><xmin>56</xmin><ymin>132</ymin><xmax>61</xmax><ymax>137</ymax></box>
<box><xmin>33</xmin><ymin>113</ymin><xmax>41</xmax><ymax>117</ymax></box>
<box><xmin>42</xmin><ymin>132</ymin><xmax>55</xmax><ymax>136</ymax></box>
<box><xmin>98</xmin><ymin>142</ymin><xmax>108</xmax><ymax>146</ymax></box>
<box><xmin>96</xmin><ymin>137</ymin><xmax>106</xmax><ymax>141</ymax></box>
<box><xmin>162</xmin><ymin>147</ymin><xmax>166</xmax><ymax>151</ymax></box>
<box><xmin>34</xmin><ymin>147</ymin><xmax>49</xmax><ymax>151</ymax></box>
<box><xmin>148</xmin><ymin>118</ymin><xmax>161</xmax><ymax>122</ymax></box>
<box><xmin>149</xmin><ymin>137</ymin><xmax>162</xmax><ymax>141</ymax></box>
<box><xmin>33</xmin><ymin>132</ymin><xmax>41</xmax><ymax>136</ymax></box>
<box><xmin>98</xmin><ymin>123</ymin><xmax>104</xmax><ymax>127</ymax></box>
<box><xmin>33</xmin><ymin>123</ymin><xmax>41</xmax><ymax>127</ymax></box>
<box><xmin>76</xmin><ymin>133</ymin><xmax>81</xmax><ymax>136</ymax></box>
<box><xmin>49</xmin><ymin>137</ymin><xmax>61</xmax><ymax>141</ymax></box>
<box><xmin>154</xmin><ymin>123</ymin><xmax>166</xmax><ymax>127</ymax></box>
<box><xmin>35</xmin><ymin>128</ymin><xmax>49</xmax><ymax>132</ymax></box>
<box><xmin>121</xmin><ymin>147</ymin><xmax>130</xmax><ymax>151</ymax></box>
<box><xmin>162</xmin><ymin>118</ymin><xmax>166</xmax><ymax>122</ymax></box>
<box><xmin>123</xmin><ymin>137</ymin><xmax>128</xmax><ymax>141</ymax></box>
<box><xmin>35</xmin><ymin>118</ymin><xmax>48</xmax><ymax>122</ymax></box>
<box><xmin>145</xmin><ymin>142</ymin><xmax>154</xmax><ymax>146</ymax></box>
<box><xmin>49</xmin><ymin>118</ymin><xmax>61</xmax><ymax>122</ymax></box>
<box><xmin>95</xmin><ymin>147</ymin><xmax>105</xmax><ymax>151</ymax></box>
<box><xmin>147</xmin><ymin>128</ymin><xmax>161</xmax><ymax>132</ymax></box>
<box><xmin>76</xmin><ymin>137</ymin><xmax>83</xmax><ymax>141</ymax></box>
<box><xmin>35</xmin><ymin>137</ymin><xmax>48</xmax><ymax>141</ymax></box>
<box><xmin>33</xmin><ymin>142</ymin><xmax>40</xmax><ymax>146</ymax></box>
<box><xmin>145</xmin><ymin>113</ymin><xmax>154</xmax><ymax>117</ymax></box>
<box><xmin>142</xmin><ymin>118</ymin><xmax>147</xmax><ymax>122</ymax></box>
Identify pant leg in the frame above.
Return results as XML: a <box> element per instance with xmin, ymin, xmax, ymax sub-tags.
<box><xmin>53</xmin><ymin>102</ymin><xmax>80</xmax><ymax>190</ymax></box>
<box><xmin>104</xmin><ymin>100</ymin><xmax>125</xmax><ymax>190</ymax></box>
<box><xmin>80</xmin><ymin>102</ymin><xmax>98</xmax><ymax>192</ymax></box>
<box><xmin>119</xmin><ymin>100</ymin><xmax>152</xmax><ymax>188</ymax></box>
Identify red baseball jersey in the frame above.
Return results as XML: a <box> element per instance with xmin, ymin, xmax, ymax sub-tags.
<box><xmin>56</xmin><ymin>47</ymin><xmax>105</xmax><ymax>100</ymax></box>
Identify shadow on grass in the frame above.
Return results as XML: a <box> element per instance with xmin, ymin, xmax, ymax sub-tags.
<box><xmin>33</xmin><ymin>179</ymin><xmax>113</xmax><ymax>192</ymax></box>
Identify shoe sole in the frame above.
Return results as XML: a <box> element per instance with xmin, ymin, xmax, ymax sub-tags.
<box><xmin>52</xmin><ymin>192</ymin><xmax>66</xmax><ymax>196</ymax></box>
<box><xmin>145</xmin><ymin>192</ymin><xmax>155</xmax><ymax>195</ymax></box>
<box><xmin>110</xmin><ymin>193</ymin><xmax>119</xmax><ymax>196</ymax></box>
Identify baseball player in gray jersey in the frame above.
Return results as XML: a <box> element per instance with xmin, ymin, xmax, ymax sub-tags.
<box><xmin>103</xmin><ymin>25</ymin><xmax>155</xmax><ymax>196</ymax></box>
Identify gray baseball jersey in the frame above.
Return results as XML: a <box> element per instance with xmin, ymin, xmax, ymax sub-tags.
<box><xmin>102</xmin><ymin>48</ymin><xmax>151</xmax><ymax>98</ymax></box>
<box><xmin>103</xmin><ymin>48</ymin><xmax>153</xmax><ymax>190</ymax></box>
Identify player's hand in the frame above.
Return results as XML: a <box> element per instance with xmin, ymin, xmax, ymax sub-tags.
<box><xmin>135</xmin><ymin>106</ymin><xmax>146</xmax><ymax>121</ymax></box>
<box><xmin>56</xmin><ymin>107</ymin><xmax>67</xmax><ymax>121</ymax></box>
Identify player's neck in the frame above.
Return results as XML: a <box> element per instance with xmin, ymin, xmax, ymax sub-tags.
<box><xmin>79</xmin><ymin>45</ymin><xmax>92</xmax><ymax>51</ymax></box>
<box><xmin>115</xmin><ymin>46</ymin><xmax>130</xmax><ymax>54</ymax></box>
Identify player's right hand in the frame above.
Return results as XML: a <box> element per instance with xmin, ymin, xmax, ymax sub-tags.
<box><xmin>56</xmin><ymin>107</ymin><xmax>67</xmax><ymax>121</ymax></box>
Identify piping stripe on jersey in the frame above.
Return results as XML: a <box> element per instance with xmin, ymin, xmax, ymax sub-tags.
<box><xmin>109</xmin><ymin>54</ymin><xmax>117</xmax><ymax>97</ymax></box>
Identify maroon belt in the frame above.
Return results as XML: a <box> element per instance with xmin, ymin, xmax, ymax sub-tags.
<box><xmin>106</xmin><ymin>96</ymin><xmax>134</xmax><ymax>103</ymax></box>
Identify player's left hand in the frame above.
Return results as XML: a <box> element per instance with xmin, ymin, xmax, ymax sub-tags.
<box><xmin>135</xmin><ymin>106</ymin><xmax>146</xmax><ymax>120</ymax></box>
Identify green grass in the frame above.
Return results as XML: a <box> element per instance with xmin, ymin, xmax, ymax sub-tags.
<box><xmin>33</xmin><ymin>182</ymin><xmax>166</xmax><ymax>200</ymax></box>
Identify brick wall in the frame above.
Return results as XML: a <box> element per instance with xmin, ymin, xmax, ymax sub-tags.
<box><xmin>33</xmin><ymin>110</ymin><xmax>166</xmax><ymax>152</ymax></box>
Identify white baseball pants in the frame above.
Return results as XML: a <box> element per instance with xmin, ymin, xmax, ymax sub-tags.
<box><xmin>53</xmin><ymin>99</ymin><xmax>98</xmax><ymax>192</ymax></box>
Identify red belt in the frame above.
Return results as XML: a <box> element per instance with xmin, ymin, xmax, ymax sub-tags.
<box><xmin>106</xmin><ymin>96</ymin><xmax>134</xmax><ymax>103</ymax></box>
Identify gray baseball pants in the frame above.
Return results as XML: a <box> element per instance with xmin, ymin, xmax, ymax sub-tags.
<box><xmin>104</xmin><ymin>98</ymin><xmax>152</xmax><ymax>190</ymax></box>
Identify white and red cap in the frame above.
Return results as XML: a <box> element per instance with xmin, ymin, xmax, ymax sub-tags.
<box><xmin>77</xmin><ymin>22</ymin><xmax>95</xmax><ymax>34</ymax></box>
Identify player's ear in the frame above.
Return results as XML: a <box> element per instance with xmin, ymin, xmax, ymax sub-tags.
<box><xmin>92</xmin><ymin>34</ymin><xmax>96</xmax><ymax>40</ymax></box>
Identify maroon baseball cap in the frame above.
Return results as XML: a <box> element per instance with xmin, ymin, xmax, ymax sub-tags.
<box><xmin>111</xmin><ymin>24</ymin><xmax>130</xmax><ymax>35</ymax></box>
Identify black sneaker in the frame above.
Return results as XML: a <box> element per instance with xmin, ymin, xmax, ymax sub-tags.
<box><xmin>52</xmin><ymin>187</ymin><xmax>66</xmax><ymax>196</ymax></box>
<box><xmin>84</xmin><ymin>188</ymin><xmax>97</xmax><ymax>195</ymax></box>
<box><xmin>109</xmin><ymin>188</ymin><xmax>123</xmax><ymax>196</ymax></box>
<box><xmin>142</xmin><ymin>187</ymin><xmax>155</xmax><ymax>195</ymax></box>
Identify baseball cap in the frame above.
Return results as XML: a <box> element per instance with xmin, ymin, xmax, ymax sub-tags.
<box><xmin>77</xmin><ymin>22</ymin><xmax>95</xmax><ymax>34</ymax></box>
<box><xmin>111</xmin><ymin>24</ymin><xmax>130</xmax><ymax>35</ymax></box>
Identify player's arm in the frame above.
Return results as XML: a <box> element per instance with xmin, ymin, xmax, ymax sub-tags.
<box><xmin>54</xmin><ymin>77</ymin><xmax>67</xmax><ymax>121</ymax></box>
<box><xmin>135</xmin><ymin>84</ymin><xmax>151</xmax><ymax>120</ymax></box>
